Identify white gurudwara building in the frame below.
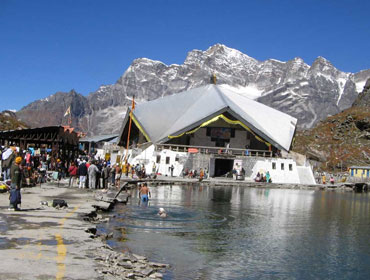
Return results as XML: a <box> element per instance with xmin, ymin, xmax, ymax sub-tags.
<box><xmin>117</xmin><ymin>84</ymin><xmax>315</xmax><ymax>184</ymax></box>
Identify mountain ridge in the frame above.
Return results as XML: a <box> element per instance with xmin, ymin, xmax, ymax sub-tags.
<box><xmin>16</xmin><ymin>44</ymin><xmax>370</xmax><ymax>136</ymax></box>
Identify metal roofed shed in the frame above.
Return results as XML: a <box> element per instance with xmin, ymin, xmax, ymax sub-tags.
<box><xmin>0</xmin><ymin>125</ymin><xmax>79</xmax><ymax>161</ymax></box>
<box><xmin>79</xmin><ymin>134</ymin><xmax>119</xmax><ymax>154</ymax></box>
<box><xmin>349</xmin><ymin>166</ymin><xmax>370</xmax><ymax>170</ymax></box>
<box><xmin>79</xmin><ymin>134</ymin><xmax>119</xmax><ymax>143</ymax></box>
<box><xmin>348</xmin><ymin>166</ymin><xmax>370</xmax><ymax>182</ymax></box>
<box><xmin>118</xmin><ymin>84</ymin><xmax>297</xmax><ymax>152</ymax></box>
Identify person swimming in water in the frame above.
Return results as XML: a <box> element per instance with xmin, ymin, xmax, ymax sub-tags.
<box><xmin>158</xmin><ymin>207</ymin><xmax>167</xmax><ymax>218</ymax></box>
<box><xmin>139</xmin><ymin>183</ymin><xmax>151</xmax><ymax>202</ymax></box>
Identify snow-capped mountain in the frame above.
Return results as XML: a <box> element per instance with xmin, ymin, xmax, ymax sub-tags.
<box><xmin>16</xmin><ymin>44</ymin><xmax>370</xmax><ymax>135</ymax></box>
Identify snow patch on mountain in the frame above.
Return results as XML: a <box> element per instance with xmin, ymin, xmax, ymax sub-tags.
<box><xmin>219</xmin><ymin>84</ymin><xmax>264</xmax><ymax>99</ymax></box>
<box><xmin>355</xmin><ymin>80</ymin><xmax>367</xmax><ymax>93</ymax></box>
<box><xmin>336</xmin><ymin>76</ymin><xmax>349</xmax><ymax>105</ymax></box>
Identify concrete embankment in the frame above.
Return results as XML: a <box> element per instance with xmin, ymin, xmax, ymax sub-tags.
<box><xmin>0</xmin><ymin>182</ymin><xmax>168</xmax><ymax>280</ymax></box>
<box><xmin>137</xmin><ymin>175</ymin><xmax>367</xmax><ymax>192</ymax></box>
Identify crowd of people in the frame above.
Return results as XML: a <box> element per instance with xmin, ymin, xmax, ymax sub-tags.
<box><xmin>182</xmin><ymin>168</ymin><xmax>207</xmax><ymax>181</ymax></box>
<box><xmin>315</xmin><ymin>172</ymin><xmax>336</xmax><ymax>185</ymax></box>
<box><xmin>254</xmin><ymin>171</ymin><xmax>272</xmax><ymax>183</ymax></box>
<box><xmin>0</xmin><ymin>145</ymin><xmax>158</xmax><ymax>188</ymax></box>
<box><xmin>69</xmin><ymin>160</ymin><xmax>151</xmax><ymax>190</ymax></box>
<box><xmin>1</xmin><ymin>146</ymin><xmax>51</xmax><ymax>187</ymax></box>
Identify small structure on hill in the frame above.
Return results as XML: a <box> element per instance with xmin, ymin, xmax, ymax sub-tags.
<box><xmin>349</xmin><ymin>166</ymin><xmax>370</xmax><ymax>182</ymax></box>
<box><xmin>117</xmin><ymin>84</ymin><xmax>315</xmax><ymax>184</ymax></box>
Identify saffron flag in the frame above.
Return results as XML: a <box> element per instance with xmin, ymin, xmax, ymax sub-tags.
<box><xmin>64</xmin><ymin>106</ymin><xmax>71</xmax><ymax>117</ymax></box>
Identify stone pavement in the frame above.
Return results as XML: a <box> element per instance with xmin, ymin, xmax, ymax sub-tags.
<box><xmin>0</xmin><ymin>184</ymin><xmax>102</xmax><ymax>280</ymax></box>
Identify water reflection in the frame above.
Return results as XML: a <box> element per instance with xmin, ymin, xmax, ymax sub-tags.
<box><xmin>102</xmin><ymin>185</ymin><xmax>370</xmax><ymax>280</ymax></box>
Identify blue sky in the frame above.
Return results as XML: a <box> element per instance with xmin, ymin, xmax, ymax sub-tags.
<box><xmin>1</xmin><ymin>0</ymin><xmax>369</xmax><ymax>111</ymax></box>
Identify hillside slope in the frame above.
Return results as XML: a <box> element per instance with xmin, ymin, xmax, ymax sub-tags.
<box><xmin>292</xmin><ymin>79</ymin><xmax>370</xmax><ymax>170</ymax></box>
<box><xmin>0</xmin><ymin>111</ymin><xmax>28</xmax><ymax>131</ymax></box>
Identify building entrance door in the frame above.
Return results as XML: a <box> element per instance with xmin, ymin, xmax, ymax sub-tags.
<box><xmin>214</xmin><ymin>158</ymin><xmax>234</xmax><ymax>177</ymax></box>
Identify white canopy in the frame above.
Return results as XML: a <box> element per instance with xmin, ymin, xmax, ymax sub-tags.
<box><xmin>120</xmin><ymin>84</ymin><xmax>297</xmax><ymax>151</ymax></box>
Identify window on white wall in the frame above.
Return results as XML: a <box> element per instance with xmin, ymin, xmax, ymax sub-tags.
<box><xmin>272</xmin><ymin>162</ymin><xmax>276</xmax><ymax>169</ymax></box>
<box><xmin>166</xmin><ymin>157</ymin><xmax>170</xmax><ymax>164</ymax></box>
<box><xmin>156</xmin><ymin>155</ymin><xmax>161</xmax><ymax>163</ymax></box>
<box><xmin>281</xmin><ymin>163</ymin><xmax>284</xmax><ymax>170</ymax></box>
<box><xmin>289</xmin><ymin>164</ymin><xmax>293</xmax><ymax>171</ymax></box>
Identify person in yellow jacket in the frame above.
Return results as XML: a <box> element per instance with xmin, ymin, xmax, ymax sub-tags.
<box><xmin>9</xmin><ymin>157</ymin><xmax>22</xmax><ymax>211</ymax></box>
<box><xmin>322</xmin><ymin>174</ymin><xmax>326</xmax><ymax>184</ymax></box>
<box><xmin>122</xmin><ymin>163</ymin><xmax>127</xmax><ymax>177</ymax></box>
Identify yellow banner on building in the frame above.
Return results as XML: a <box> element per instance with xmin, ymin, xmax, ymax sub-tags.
<box><xmin>168</xmin><ymin>114</ymin><xmax>271</xmax><ymax>147</ymax></box>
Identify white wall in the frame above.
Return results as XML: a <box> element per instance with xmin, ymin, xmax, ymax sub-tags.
<box><xmin>129</xmin><ymin>145</ymin><xmax>187</xmax><ymax>177</ymax></box>
<box><xmin>251</xmin><ymin>158</ymin><xmax>301</xmax><ymax>184</ymax></box>
<box><xmin>128</xmin><ymin>145</ymin><xmax>312</xmax><ymax>184</ymax></box>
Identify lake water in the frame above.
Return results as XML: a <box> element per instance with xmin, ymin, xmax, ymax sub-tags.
<box><xmin>100</xmin><ymin>184</ymin><xmax>370</xmax><ymax>279</ymax></box>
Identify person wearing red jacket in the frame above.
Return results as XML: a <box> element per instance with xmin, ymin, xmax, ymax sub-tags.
<box><xmin>68</xmin><ymin>162</ymin><xmax>78</xmax><ymax>187</ymax></box>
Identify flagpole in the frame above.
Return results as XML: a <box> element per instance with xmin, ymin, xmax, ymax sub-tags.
<box><xmin>124</xmin><ymin>96</ymin><xmax>135</xmax><ymax>164</ymax></box>
<box><xmin>63</xmin><ymin>106</ymin><xmax>72</xmax><ymax>126</ymax></box>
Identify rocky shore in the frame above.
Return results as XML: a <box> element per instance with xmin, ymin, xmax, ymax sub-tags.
<box><xmin>93</xmin><ymin>244</ymin><xmax>168</xmax><ymax>279</ymax></box>
<box><xmin>0</xmin><ymin>181</ymin><xmax>168</xmax><ymax>280</ymax></box>
<box><xmin>85</xmin><ymin>196</ymin><xmax>169</xmax><ymax>280</ymax></box>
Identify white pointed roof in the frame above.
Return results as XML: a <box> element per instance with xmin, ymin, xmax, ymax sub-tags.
<box><xmin>124</xmin><ymin>84</ymin><xmax>297</xmax><ymax>151</ymax></box>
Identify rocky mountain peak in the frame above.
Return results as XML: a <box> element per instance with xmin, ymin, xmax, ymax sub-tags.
<box><xmin>205</xmin><ymin>43</ymin><xmax>254</xmax><ymax>60</ymax></box>
<box><xmin>287</xmin><ymin>57</ymin><xmax>308</xmax><ymax>67</ymax></box>
<box><xmin>15</xmin><ymin>44</ymin><xmax>370</xmax><ymax>135</ymax></box>
<box><xmin>185</xmin><ymin>43</ymin><xmax>258</xmax><ymax>68</ymax></box>
<box><xmin>131</xmin><ymin>57</ymin><xmax>166</xmax><ymax>67</ymax></box>
<box><xmin>310</xmin><ymin>56</ymin><xmax>338</xmax><ymax>74</ymax></box>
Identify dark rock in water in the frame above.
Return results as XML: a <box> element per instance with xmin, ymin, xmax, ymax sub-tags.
<box><xmin>85</xmin><ymin>227</ymin><xmax>97</xmax><ymax>235</ymax></box>
<box><xmin>132</xmin><ymin>254</ymin><xmax>147</xmax><ymax>261</ymax></box>
<box><xmin>141</xmin><ymin>267</ymin><xmax>154</xmax><ymax>276</ymax></box>
<box><xmin>151</xmin><ymin>272</ymin><xmax>164</xmax><ymax>278</ymax></box>
<box><xmin>117</xmin><ymin>254</ymin><xmax>132</xmax><ymax>263</ymax></box>
<box><xmin>149</xmin><ymin>262</ymin><xmax>169</xmax><ymax>268</ymax></box>
<box><xmin>92</xmin><ymin>201</ymin><xmax>112</xmax><ymax>211</ymax></box>
<box><xmin>117</xmin><ymin>262</ymin><xmax>133</xmax><ymax>269</ymax></box>
<box><xmin>100</xmin><ymin>232</ymin><xmax>114</xmax><ymax>240</ymax></box>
